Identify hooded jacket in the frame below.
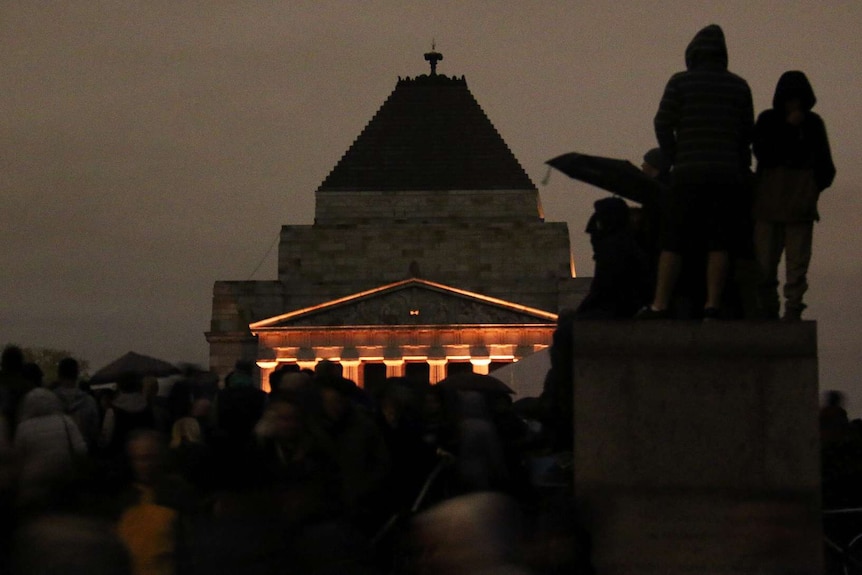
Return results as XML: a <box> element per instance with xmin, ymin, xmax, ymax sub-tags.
<box><xmin>753</xmin><ymin>71</ymin><xmax>836</xmax><ymax>192</ymax></box>
<box><xmin>654</xmin><ymin>24</ymin><xmax>754</xmax><ymax>181</ymax></box>
<box><xmin>14</xmin><ymin>388</ymin><xmax>87</xmax><ymax>506</ymax></box>
<box><xmin>54</xmin><ymin>385</ymin><xmax>100</xmax><ymax>447</ymax></box>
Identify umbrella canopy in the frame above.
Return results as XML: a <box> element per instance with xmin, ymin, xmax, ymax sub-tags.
<box><xmin>546</xmin><ymin>152</ymin><xmax>667</xmax><ymax>207</ymax></box>
<box><xmin>435</xmin><ymin>372</ymin><xmax>514</xmax><ymax>395</ymax></box>
<box><xmin>88</xmin><ymin>351</ymin><xmax>179</xmax><ymax>384</ymax></box>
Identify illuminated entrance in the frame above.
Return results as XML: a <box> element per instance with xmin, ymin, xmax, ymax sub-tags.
<box><xmin>249</xmin><ymin>278</ymin><xmax>557</xmax><ymax>392</ymax></box>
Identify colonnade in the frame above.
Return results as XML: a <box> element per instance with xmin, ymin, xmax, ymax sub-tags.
<box><xmin>257</xmin><ymin>355</ymin><xmax>499</xmax><ymax>392</ymax></box>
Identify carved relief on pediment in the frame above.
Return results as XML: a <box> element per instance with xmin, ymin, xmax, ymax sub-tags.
<box><xmin>285</xmin><ymin>286</ymin><xmax>548</xmax><ymax>327</ymax></box>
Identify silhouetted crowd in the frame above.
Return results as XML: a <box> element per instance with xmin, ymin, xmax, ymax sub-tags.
<box><xmin>0</xmin><ymin>344</ymin><xmax>592</xmax><ymax>575</ymax></box>
<box><xmin>818</xmin><ymin>391</ymin><xmax>862</xmax><ymax>573</ymax></box>
<box><xmin>821</xmin><ymin>392</ymin><xmax>862</xmax><ymax>509</ymax></box>
<box><xmin>574</xmin><ymin>25</ymin><xmax>835</xmax><ymax>322</ymax></box>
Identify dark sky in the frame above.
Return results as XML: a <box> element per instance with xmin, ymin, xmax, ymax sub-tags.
<box><xmin>3</xmin><ymin>3</ymin><xmax>861</xmax><ymax>412</ymax></box>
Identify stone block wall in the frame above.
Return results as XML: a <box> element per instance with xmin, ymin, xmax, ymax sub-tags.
<box><xmin>206</xmin><ymin>334</ymin><xmax>258</xmax><ymax>387</ymax></box>
<box><xmin>277</xmin><ymin>221</ymin><xmax>574</xmax><ymax>312</ymax></box>
<box><xmin>571</xmin><ymin>321</ymin><xmax>821</xmax><ymax>575</ymax></box>
<box><xmin>558</xmin><ymin>277</ymin><xmax>592</xmax><ymax>312</ymax></box>
<box><xmin>208</xmin><ymin>280</ymin><xmax>284</xmax><ymax>384</ymax></box>
<box><xmin>314</xmin><ymin>189</ymin><xmax>542</xmax><ymax>224</ymax></box>
<box><xmin>210</xmin><ymin>280</ymin><xmax>284</xmax><ymax>332</ymax></box>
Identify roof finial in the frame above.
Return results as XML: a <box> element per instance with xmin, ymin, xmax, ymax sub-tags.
<box><xmin>424</xmin><ymin>40</ymin><xmax>443</xmax><ymax>76</ymax></box>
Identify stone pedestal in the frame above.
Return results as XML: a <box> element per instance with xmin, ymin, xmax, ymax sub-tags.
<box><xmin>572</xmin><ymin>321</ymin><xmax>821</xmax><ymax>575</ymax></box>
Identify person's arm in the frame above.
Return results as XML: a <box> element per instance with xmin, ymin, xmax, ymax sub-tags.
<box><xmin>751</xmin><ymin>111</ymin><xmax>769</xmax><ymax>165</ymax></box>
<box><xmin>811</xmin><ymin>115</ymin><xmax>836</xmax><ymax>191</ymax></box>
<box><xmin>64</xmin><ymin>416</ymin><xmax>87</xmax><ymax>455</ymax></box>
<box><xmin>740</xmin><ymin>84</ymin><xmax>755</xmax><ymax>171</ymax></box>
<box><xmin>654</xmin><ymin>75</ymin><xmax>681</xmax><ymax>164</ymax></box>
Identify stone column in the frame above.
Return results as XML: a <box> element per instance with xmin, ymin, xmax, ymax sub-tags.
<box><xmin>296</xmin><ymin>347</ymin><xmax>317</xmax><ymax>373</ymax></box>
<box><xmin>255</xmin><ymin>361</ymin><xmax>277</xmax><ymax>393</ymax></box>
<box><xmin>341</xmin><ymin>360</ymin><xmax>361</xmax><ymax>387</ymax></box>
<box><xmin>296</xmin><ymin>360</ymin><xmax>317</xmax><ymax>372</ymax></box>
<box><xmin>470</xmin><ymin>358</ymin><xmax>491</xmax><ymax>375</ymax></box>
<box><xmin>470</xmin><ymin>344</ymin><xmax>491</xmax><ymax>375</ymax></box>
<box><xmin>427</xmin><ymin>359</ymin><xmax>447</xmax><ymax>384</ymax></box>
<box><xmin>384</xmin><ymin>359</ymin><xmax>405</xmax><ymax>378</ymax></box>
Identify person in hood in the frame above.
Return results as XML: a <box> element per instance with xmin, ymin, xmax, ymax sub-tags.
<box><xmin>752</xmin><ymin>71</ymin><xmax>835</xmax><ymax>321</ymax></box>
<box><xmin>212</xmin><ymin>359</ymin><xmax>267</xmax><ymax>447</ymax></box>
<box><xmin>14</xmin><ymin>388</ymin><xmax>87</xmax><ymax>511</ymax></box>
<box><xmin>53</xmin><ymin>357</ymin><xmax>100</xmax><ymax>450</ymax></box>
<box><xmin>638</xmin><ymin>24</ymin><xmax>754</xmax><ymax>320</ymax></box>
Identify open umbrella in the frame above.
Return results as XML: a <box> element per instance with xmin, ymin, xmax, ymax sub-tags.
<box><xmin>546</xmin><ymin>152</ymin><xmax>667</xmax><ymax>207</ymax></box>
<box><xmin>88</xmin><ymin>351</ymin><xmax>179</xmax><ymax>384</ymax></box>
<box><xmin>436</xmin><ymin>372</ymin><xmax>514</xmax><ymax>395</ymax></box>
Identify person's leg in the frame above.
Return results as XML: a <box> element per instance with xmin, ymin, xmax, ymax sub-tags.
<box><xmin>783</xmin><ymin>220</ymin><xmax>814</xmax><ymax>320</ymax></box>
<box><xmin>647</xmin><ymin>180</ymin><xmax>689</xmax><ymax>314</ymax></box>
<box><xmin>705</xmin><ymin>250</ymin><xmax>729</xmax><ymax>310</ymax></box>
<box><xmin>753</xmin><ymin>220</ymin><xmax>784</xmax><ymax>319</ymax></box>
<box><xmin>651</xmin><ymin>250</ymin><xmax>681</xmax><ymax>311</ymax></box>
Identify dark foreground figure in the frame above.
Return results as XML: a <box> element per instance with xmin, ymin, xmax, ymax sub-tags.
<box><xmin>638</xmin><ymin>24</ymin><xmax>754</xmax><ymax>320</ymax></box>
<box><xmin>751</xmin><ymin>70</ymin><xmax>835</xmax><ymax>321</ymax></box>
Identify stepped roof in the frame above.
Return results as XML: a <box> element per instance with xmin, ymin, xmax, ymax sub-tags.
<box><xmin>317</xmin><ymin>54</ymin><xmax>536</xmax><ymax>192</ymax></box>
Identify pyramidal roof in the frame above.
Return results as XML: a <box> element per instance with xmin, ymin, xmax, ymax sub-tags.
<box><xmin>317</xmin><ymin>53</ymin><xmax>536</xmax><ymax>192</ymax></box>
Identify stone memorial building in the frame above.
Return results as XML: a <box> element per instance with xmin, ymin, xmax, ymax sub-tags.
<box><xmin>206</xmin><ymin>51</ymin><xmax>588</xmax><ymax>389</ymax></box>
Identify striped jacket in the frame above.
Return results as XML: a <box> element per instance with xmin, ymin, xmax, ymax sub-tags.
<box><xmin>654</xmin><ymin>24</ymin><xmax>754</xmax><ymax>182</ymax></box>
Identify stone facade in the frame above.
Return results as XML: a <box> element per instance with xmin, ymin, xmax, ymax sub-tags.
<box><xmin>210</xmin><ymin>280</ymin><xmax>283</xmax><ymax>333</ymax></box>
<box><xmin>277</xmin><ymin>221</ymin><xmax>575</xmax><ymax>311</ymax></box>
<box><xmin>247</xmin><ymin>277</ymin><xmax>562</xmax><ymax>390</ymax></box>
<box><xmin>314</xmin><ymin>188</ymin><xmax>543</xmax><ymax>224</ymax></box>
<box><xmin>206</xmin><ymin>62</ymin><xmax>587</xmax><ymax>384</ymax></box>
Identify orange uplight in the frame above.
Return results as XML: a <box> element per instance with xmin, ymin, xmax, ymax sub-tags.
<box><xmin>249</xmin><ymin>277</ymin><xmax>558</xmax><ymax>329</ymax></box>
<box><xmin>470</xmin><ymin>357</ymin><xmax>492</xmax><ymax>375</ymax></box>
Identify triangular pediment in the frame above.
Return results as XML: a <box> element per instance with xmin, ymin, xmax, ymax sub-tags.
<box><xmin>250</xmin><ymin>278</ymin><xmax>557</xmax><ymax>329</ymax></box>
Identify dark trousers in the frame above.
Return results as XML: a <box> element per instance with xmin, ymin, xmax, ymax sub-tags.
<box><xmin>753</xmin><ymin>219</ymin><xmax>814</xmax><ymax>317</ymax></box>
